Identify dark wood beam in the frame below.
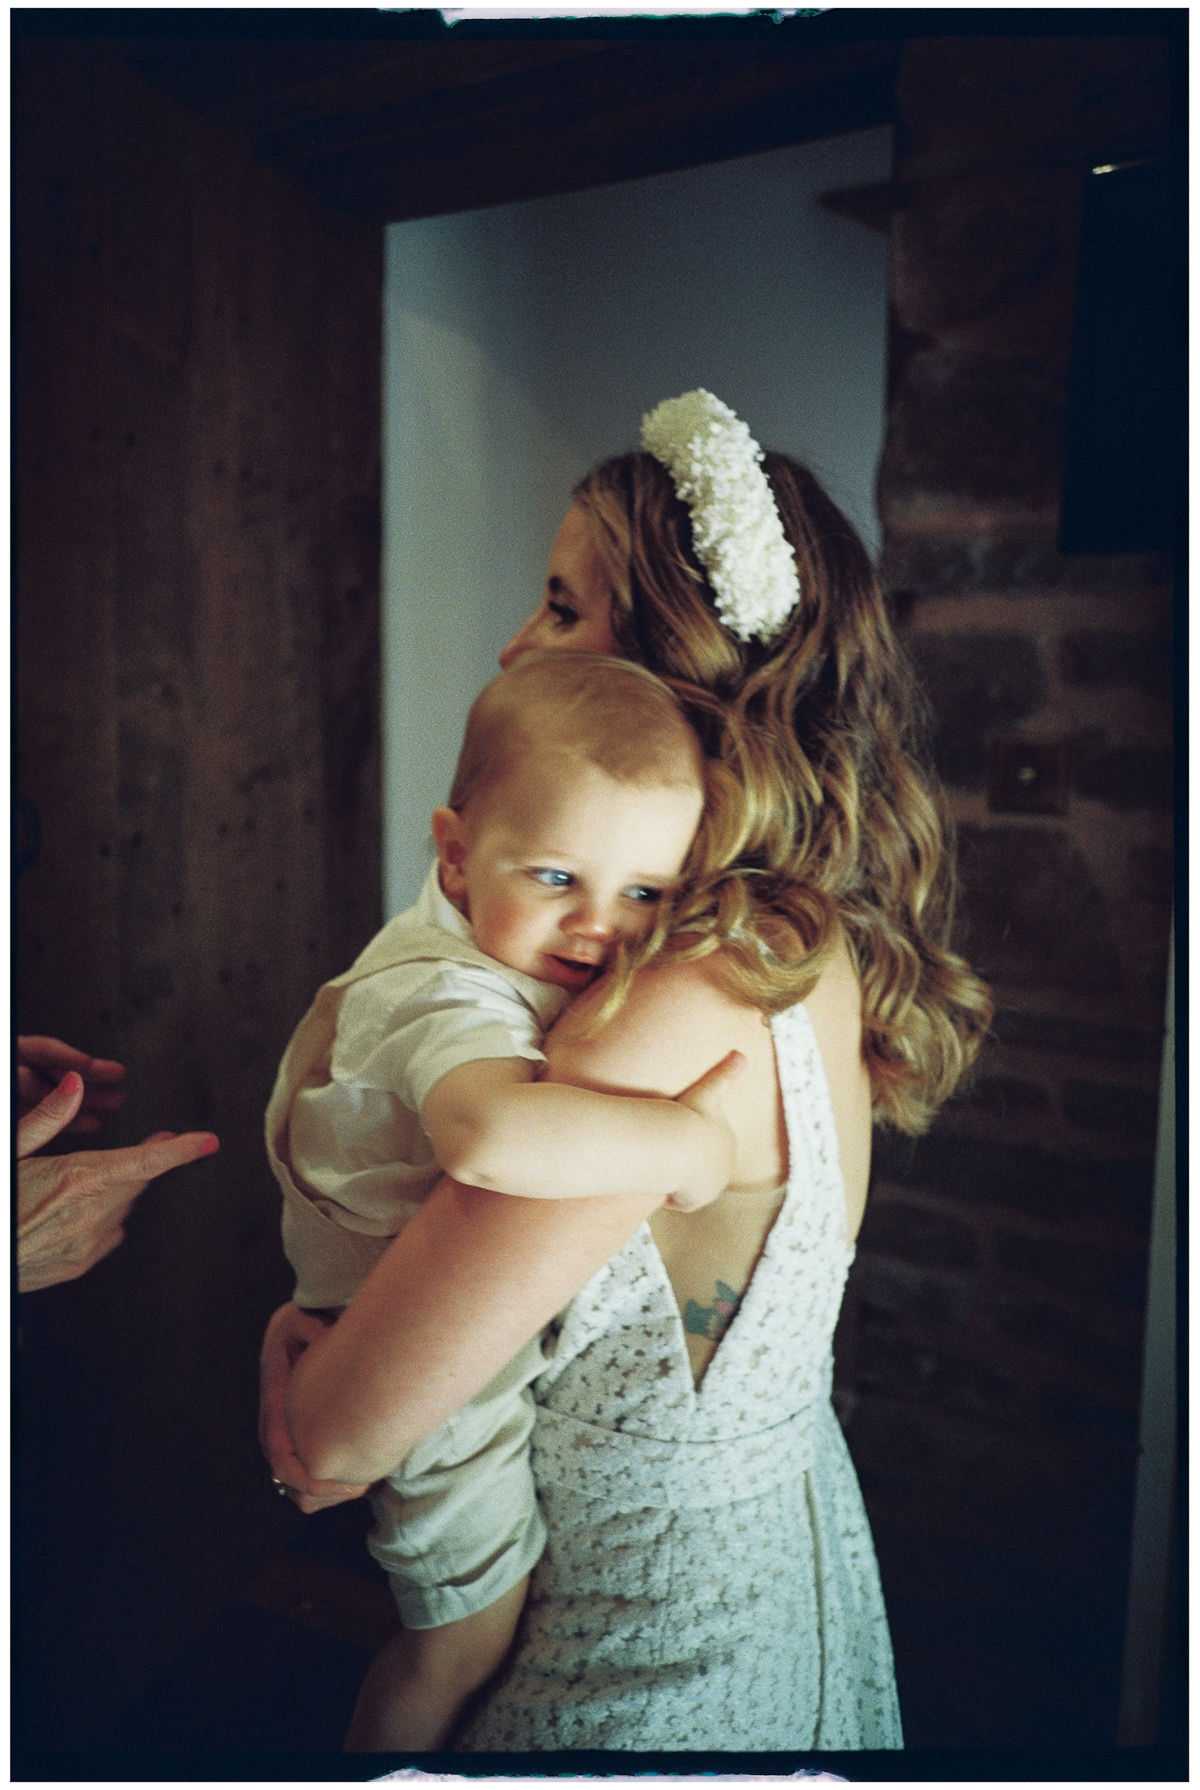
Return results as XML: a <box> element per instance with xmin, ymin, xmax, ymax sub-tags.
<box><xmin>115</xmin><ymin>30</ymin><xmax>899</xmax><ymax>222</ymax></box>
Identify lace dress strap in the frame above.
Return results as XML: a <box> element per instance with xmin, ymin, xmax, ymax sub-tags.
<box><xmin>770</xmin><ymin>1002</ymin><xmax>855</xmax><ymax>1275</ymax></box>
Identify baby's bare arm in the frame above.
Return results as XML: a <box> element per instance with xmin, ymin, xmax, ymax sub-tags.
<box><xmin>422</xmin><ymin>1054</ymin><xmax>740</xmax><ymax>1210</ymax></box>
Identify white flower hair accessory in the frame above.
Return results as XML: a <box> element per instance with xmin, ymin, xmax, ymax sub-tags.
<box><xmin>640</xmin><ymin>389</ymin><xmax>801</xmax><ymax>645</ymax></box>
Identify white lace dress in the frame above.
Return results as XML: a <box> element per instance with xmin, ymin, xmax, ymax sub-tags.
<box><xmin>459</xmin><ymin>1003</ymin><xmax>903</xmax><ymax>1753</ymax></box>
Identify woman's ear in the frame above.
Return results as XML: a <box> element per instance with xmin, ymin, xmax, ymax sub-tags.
<box><xmin>431</xmin><ymin>807</ymin><xmax>469</xmax><ymax>909</ymax></box>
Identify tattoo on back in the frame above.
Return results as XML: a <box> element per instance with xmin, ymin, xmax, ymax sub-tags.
<box><xmin>684</xmin><ymin>1279</ymin><xmax>742</xmax><ymax>1343</ymax></box>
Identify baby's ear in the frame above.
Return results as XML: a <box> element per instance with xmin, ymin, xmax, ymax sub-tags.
<box><xmin>431</xmin><ymin>807</ymin><xmax>469</xmax><ymax>908</ymax></box>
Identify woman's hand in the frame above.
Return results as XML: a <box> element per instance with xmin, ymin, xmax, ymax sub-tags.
<box><xmin>17</xmin><ymin>1072</ymin><xmax>219</xmax><ymax>1292</ymax></box>
<box><xmin>259</xmin><ymin>1303</ymin><xmax>372</xmax><ymax>1513</ymax></box>
<box><xmin>17</xmin><ymin>1034</ymin><xmax>127</xmax><ymax>1133</ymax></box>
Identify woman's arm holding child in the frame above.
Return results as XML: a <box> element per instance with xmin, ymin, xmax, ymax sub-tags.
<box><xmin>284</xmin><ymin>1177</ymin><xmax>667</xmax><ymax>1486</ymax></box>
<box><xmin>283</xmin><ymin>984</ymin><xmax>746</xmax><ymax>1487</ymax></box>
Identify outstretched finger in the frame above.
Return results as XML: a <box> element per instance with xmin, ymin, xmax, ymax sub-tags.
<box><xmin>131</xmin><ymin>1129</ymin><xmax>220</xmax><ymax>1180</ymax></box>
<box><xmin>86</xmin><ymin>1129</ymin><xmax>220</xmax><ymax>1197</ymax></box>
<box><xmin>16</xmin><ymin>1073</ymin><xmax>86</xmax><ymax>1159</ymax></box>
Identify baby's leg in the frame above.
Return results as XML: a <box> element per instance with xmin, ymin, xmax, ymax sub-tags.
<box><xmin>344</xmin><ymin>1574</ymin><xmax>527</xmax><ymax>1753</ymax></box>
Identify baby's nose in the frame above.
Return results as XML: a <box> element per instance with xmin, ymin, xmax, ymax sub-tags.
<box><xmin>562</xmin><ymin>902</ymin><xmax>615</xmax><ymax>941</ymax></box>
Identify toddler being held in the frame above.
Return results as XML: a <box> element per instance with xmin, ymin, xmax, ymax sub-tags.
<box><xmin>265</xmin><ymin>649</ymin><xmax>740</xmax><ymax>1751</ymax></box>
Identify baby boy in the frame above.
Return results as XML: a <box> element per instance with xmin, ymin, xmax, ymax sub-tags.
<box><xmin>266</xmin><ymin>649</ymin><xmax>733</xmax><ymax>1749</ymax></box>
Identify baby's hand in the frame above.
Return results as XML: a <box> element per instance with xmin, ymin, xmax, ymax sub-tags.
<box><xmin>667</xmin><ymin>1051</ymin><xmax>745</xmax><ymax>1213</ymax></box>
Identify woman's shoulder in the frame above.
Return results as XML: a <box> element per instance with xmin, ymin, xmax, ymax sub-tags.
<box><xmin>546</xmin><ymin>956</ymin><xmax>767</xmax><ymax>1097</ymax></box>
<box><xmin>580</xmin><ymin>954</ymin><xmax>759</xmax><ymax>1043</ymax></box>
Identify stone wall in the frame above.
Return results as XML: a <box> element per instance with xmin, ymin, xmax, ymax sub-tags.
<box><xmin>833</xmin><ymin>34</ymin><xmax>1176</xmax><ymax>1749</ymax></box>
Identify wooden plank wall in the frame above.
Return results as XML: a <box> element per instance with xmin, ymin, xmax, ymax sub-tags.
<box><xmin>15</xmin><ymin>40</ymin><xmax>382</xmax><ymax>1749</ymax></box>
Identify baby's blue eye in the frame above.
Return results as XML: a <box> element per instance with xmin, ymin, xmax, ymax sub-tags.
<box><xmin>625</xmin><ymin>886</ymin><xmax>663</xmax><ymax>904</ymax></box>
<box><xmin>531</xmin><ymin>868</ymin><xmax>572</xmax><ymax>888</ymax></box>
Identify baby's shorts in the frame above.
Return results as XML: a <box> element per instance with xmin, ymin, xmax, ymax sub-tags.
<box><xmin>365</xmin><ymin>1333</ymin><xmax>548</xmax><ymax>1629</ymax></box>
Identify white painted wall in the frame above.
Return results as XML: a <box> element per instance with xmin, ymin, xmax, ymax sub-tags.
<box><xmin>383</xmin><ymin>126</ymin><xmax>893</xmax><ymax>913</ymax></box>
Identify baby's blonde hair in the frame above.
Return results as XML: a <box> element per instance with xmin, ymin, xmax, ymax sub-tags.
<box><xmin>447</xmin><ymin>649</ymin><xmax>703</xmax><ymax>817</ymax></box>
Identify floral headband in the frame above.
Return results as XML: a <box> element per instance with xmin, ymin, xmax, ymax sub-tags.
<box><xmin>640</xmin><ymin>389</ymin><xmax>801</xmax><ymax>646</ymax></box>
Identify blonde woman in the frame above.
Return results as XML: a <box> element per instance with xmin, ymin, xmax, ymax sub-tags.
<box><xmin>261</xmin><ymin>392</ymin><xmax>992</xmax><ymax>1752</ymax></box>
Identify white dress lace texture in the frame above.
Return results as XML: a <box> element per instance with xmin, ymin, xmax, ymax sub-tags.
<box><xmin>460</xmin><ymin>1003</ymin><xmax>903</xmax><ymax>1753</ymax></box>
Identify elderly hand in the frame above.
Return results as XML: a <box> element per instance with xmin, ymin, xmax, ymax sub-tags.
<box><xmin>17</xmin><ymin>1071</ymin><xmax>219</xmax><ymax>1292</ymax></box>
<box><xmin>17</xmin><ymin>1034</ymin><xmax>127</xmax><ymax>1134</ymax></box>
<box><xmin>259</xmin><ymin>1302</ymin><xmax>371</xmax><ymax>1513</ymax></box>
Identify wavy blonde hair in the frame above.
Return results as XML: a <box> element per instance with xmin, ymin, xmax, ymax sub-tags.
<box><xmin>574</xmin><ymin>449</ymin><xmax>993</xmax><ymax>1136</ymax></box>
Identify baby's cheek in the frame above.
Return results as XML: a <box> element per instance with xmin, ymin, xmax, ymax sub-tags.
<box><xmin>478</xmin><ymin>896</ymin><xmax>540</xmax><ymax>960</ymax></box>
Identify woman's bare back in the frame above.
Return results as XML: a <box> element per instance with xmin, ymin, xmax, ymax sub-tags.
<box><xmin>544</xmin><ymin>943</ymin><xmax>871</xmax><ymax>1386</ymax></box>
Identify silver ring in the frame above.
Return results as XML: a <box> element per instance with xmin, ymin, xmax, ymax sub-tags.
<box><xmin>271</xmin><ymin>1476</ymin><xmax>292</xmax><ymax>1497</ymax></box>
